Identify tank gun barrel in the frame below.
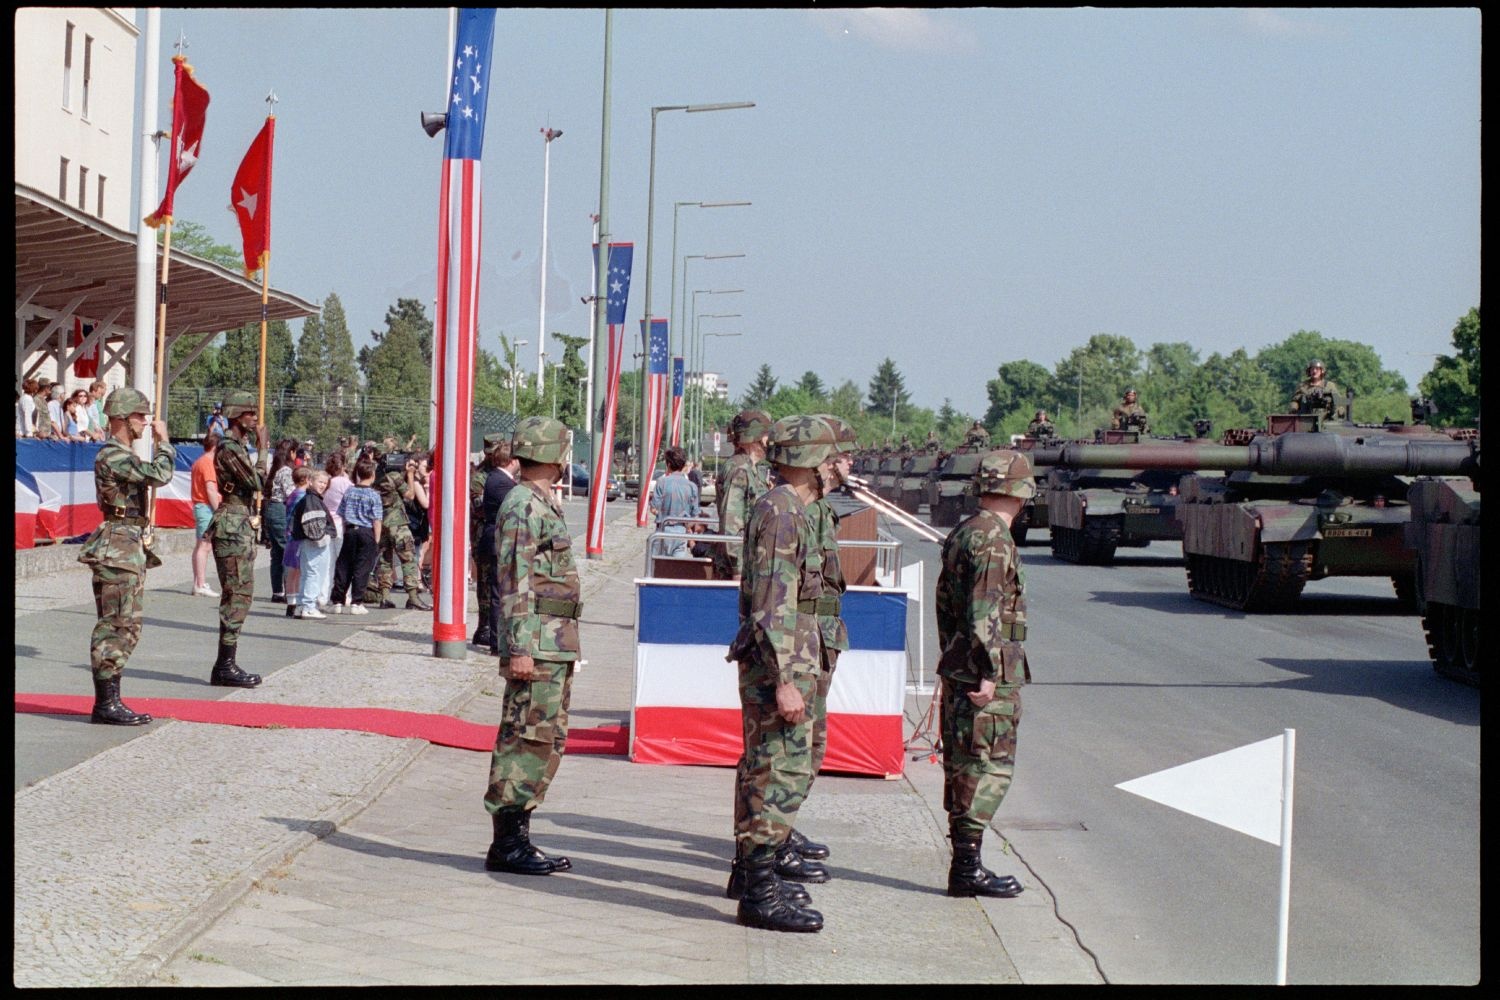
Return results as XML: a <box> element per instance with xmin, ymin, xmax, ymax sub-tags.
<box><xmin>1029</xmin><ymin>434</ymin><xmax>1477</xmax><ymax>479</ymax></box>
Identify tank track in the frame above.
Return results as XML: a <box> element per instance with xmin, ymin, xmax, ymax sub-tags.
<box><xmin>1391</xmin><ymin>574</ymin><xmax>1420</xmax><ymax>613</ymax></box>
<box><xmin>1421</xmin><ymin>602</ymin><xmax>1480</xmax><ymax>687</ymax></box>
<box><xmin>1050</xmin><ymin>515</ymin><xmax>1120</xmax><ymax>565</ymax></box>
<box><xmin>1185</xmin><ymin>540</ymin><xmax>1313</xmax><ymax>610</ymax></box>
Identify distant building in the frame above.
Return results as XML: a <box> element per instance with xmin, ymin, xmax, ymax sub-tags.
<box><xmin>691</xmin><ymin>371</ymin><xmax>730</xmax><ymax>400</ymax></box>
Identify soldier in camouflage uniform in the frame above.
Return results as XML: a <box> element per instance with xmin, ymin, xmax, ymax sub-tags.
<box><xmin>714</xmin><ymin>409</ymin><xmax>773</xmax><ymax>580</ymax></box>
<box><xmin>482</xmin><ymin>417</ymin><xmax>580</xmax><ymax>877</ymax></box>
<box><xmin>723</xmin><ymin>415</ymin><xmax>838</xmax><ymax>934</ymax></box>
<box><xmin>1289</xmin><ymin>359</ymin><xmax>1345</xmax><ymax>419</ymax></box>
<box><xmin>935</xmin><ymin>449</ymin><xmax>1034</xmax><ymax>898</ymax></box>
<box><xmin>363</xmin><ymin>450</ymin><xmax>433</xmax><ymax>610</ymax></box>
<box><xmin>963</xmin><ymin>420</ymin><xmax>990</xmax><ymax>447</ymax></box>
<box><xmin>1026</xmin><ymin>410</ymin><xmax>1055</xmax><ymax>438</ymax></box>
<box><xmin>1110</xmin><ymin>389</ymin><xmax>1150</xmax><ymax>432</ymax></box>
<box><xmin>78</xmin><ymin>388</ymin><xmax>177</xmax><ymax>725</ymax></box>
<box><xmin>470</xmin><ymin>435</ymin><xmax>501</xmax><ymax>647</ymax></box>
<box><xmin>205</xmin><ymin>390</ymin><xmax>268</xmax><ymax>688</ymax></box>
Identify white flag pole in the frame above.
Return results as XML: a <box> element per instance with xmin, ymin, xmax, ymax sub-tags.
<box><xmin>1275</xmin><ymin>728</ymin><xmax>1296</xmax><ymax>985</ymax></box>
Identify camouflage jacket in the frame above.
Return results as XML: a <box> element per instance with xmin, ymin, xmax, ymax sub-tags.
<box><xmin>1291</xmin><ymin>378</ymin><xmax>1343</xmax><ymax>417</ymax></box>
<box><xmin>1026</xmin><ymin>419</ymin><xmax>1055</xmax><ymax>438</ymax></box>
<box><xmin>214</xmin><ymin>435</ymin><xmax>266</xmax><ymax>507</ymax></box>
<box><xmin>811</xmin><ymin>497</ymin><xmax>849</xmax><ymax>654</ymax></box>
<box><xmin>963</xmin><ymin>428</ymin><xmax>990</xmax><ymax>447</ymax></box>
<box><xmin>78</xmin><ymin>439</ymin><xmax>176</xmax><ymax>573</ymax></box>
<box><xmin>33</xmin><ymin>393</ymin><xmax>55</xmax><ymax>436</ymax></box>
<box><xmin>716</xmin><ymin>452</ymin><xmax>770</xmax><ymax>572</ymax></box>
<box><xmin>726</xmin><ymin>484</ymin><xmax>827</xmax><ymax>691</ymax></box>
<box><xmin>469</xmin><ymin>467</ymin><xmax>488</xmax><ymax>545</ymax></box>
<box><xmin>1111</xmin><ymin>403</ymin><xmax>1149</xmax><ymax>431</ymax></box>
<box><xmin>936</xmin><ymin>509</ymin><xmax>1030</xmax><ymax>686</ymax></box>
<box><xmin>376</xmin><ymin>468</ymin><xmax>413</xmax><ymax>527</ymax></box>
<box><xmin>495</xmin><ymin>478</ymin><xmax>581</xmax><ymax>662</ymax></box>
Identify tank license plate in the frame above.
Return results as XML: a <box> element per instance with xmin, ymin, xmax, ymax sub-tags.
<box><xmin>1322</xmin><ymin>527</ymin><xmax>1373</xmax><ymax>538</ymax></box>
<box><xmin>1125</xmin><ymin>506</ymin><xmax>1161</xmax><ymax>515</ymax></box>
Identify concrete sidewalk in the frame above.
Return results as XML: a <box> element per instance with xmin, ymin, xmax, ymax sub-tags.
<box><xmin>13</xmin><ymin>522</ymin><xmax>1100</xmax><ymax>986</ymax></box>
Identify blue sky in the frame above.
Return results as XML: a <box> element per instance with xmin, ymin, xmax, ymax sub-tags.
<box><xmin>140</xmin><ymin>8</ymin><xmax>1481</xmax><ymax>418</ymax></box>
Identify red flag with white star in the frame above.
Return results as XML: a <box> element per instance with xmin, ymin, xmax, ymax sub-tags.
<box><xmin>231</xmin><ymin>117</ymin><xmax>275</xmax><ymax>278</ymax></box>
<box><xmin>144</xmin><ymin>55</ymin><xmax>210</xmax><ymax>228</ymax></box>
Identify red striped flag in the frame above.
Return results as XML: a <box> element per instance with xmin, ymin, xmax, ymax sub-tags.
<box><xmin>669</xmin><ymin>356</ymin><xmax>685</xmax><ymax>446</ymax></box>
<box><xmin>430</xmin><ymin>9</ymin><xmax>495</xmax><ymax>649</ymax></box>
<box><xmin>635</xmin><ymin>318</ymin><xmax>669</xmax><ymax>526</ymax></box>
<box><xmin>586</xmin><ymin>242</ymin><xmax>634</xmax><ymax>555</ymax></box>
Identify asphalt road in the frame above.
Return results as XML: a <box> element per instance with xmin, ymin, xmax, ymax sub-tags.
<box><xmin>886</xmin><ymin>517</ymin><xmax>1480</xmax><ymax>986</ymax></box>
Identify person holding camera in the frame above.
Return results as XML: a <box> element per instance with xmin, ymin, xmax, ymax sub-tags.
<box><xmin>363</xmin><ymin>446</ymin><xmax>432</xmax><ymax>610</ymax></box>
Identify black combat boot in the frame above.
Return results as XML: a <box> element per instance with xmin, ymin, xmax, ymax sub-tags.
<box><xmin>517</xmin><ymin>811</ymin><xmax>572</xmax><ymax>872</ymax></box>
<box><xmin>947</xmin><ymin>828</ymin><xmax>1023</xmax><ymax>898</ymax></box>
<box><xmin>787</xmin><ymin>828</ymin><xmax>830</xmax><ymax>860</ymax></box>
<box><xmin>472</xmin><ymin>623</ymin><xmax>494</xmax><ymax>648</ymax></box>
<box><xmin>209</xmin><ymin>641</ymin><xmax>263</xmax><ymax>688</ymax></box>
<box><xmin>405</xmin><ymin>589</ymin><xmax>433</xmax><ymax>611</ymax></box>
<box><xmin>725</xmin><ymin>857</ymin><xmax>810</xmax><ymax>906</ymax></box>
<box><xmin>775</xmin><ymin>840</ymin><xmax>831</xmax><ymax>883</ymax></box>
<box><xmin>484</xmin><ymin>810</ymin><xmax>557</xmax><ymax>876</ymax></box>
<box><xmin>89</xmin><ymin>677</ymin><xmax>153</xmax><ymax>726</ymax></box>
<box><xmin>736</xmin><ymin>849</ymin><xmax>823</xmax><ymax>933</ymax></box>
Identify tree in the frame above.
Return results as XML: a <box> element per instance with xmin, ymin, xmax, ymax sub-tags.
<box><xmin>866</xmin><ymin>358</ymin><xmax>910</xmax><ymax>420</ymax></box>
<box><xmin>1048</xmin><ymin>334</ymin><xmax>1144</xmax><ymax>428</ymax></box>
<box><xmin>1198</xmin><ymin>349</ymin><xmax>1280</xmax><ymax>431</ymax></box>
<box><xmin>550</xmin><ymin>332</ymin><xmax>590</xmax><ymax>428</ymax></box>
<box><xmin>1419</xmin><ymin>307</ymin><xmax>1480</xmax><ymax>427</ymax></box>
<box><xmin>360</xmin><ymin>298</ymin><xmax>432</xmax><ymax>442</ymax></box>
<box><xmin>164</xmin><ymin>219</ymin><xmax>239</xmax><ymax>269</ymax></box>
<box><xmin>321</xmin><ymin>293</ymin><xmax>359</xmax><ymax>395</ymax></box>
<box><xmin>291</xmin><ymin>314</ymin><xmax>329</xmax><ymax>398</ymax></box>
<box><xmin>741</xmin><ymin>364</ymin><xmax>778</xmax><ymax>409</ymax></box>
<box><xmin>1255</xmin><ymin>330</ymin><xmax>1406</xmax><ymax>404</ymax></box>
<box><xmin>826</xmin><ymin>380</ymin><xmax>864</xmax><ymax>420</ymax></box>
<box><xmin>1140</xmin><ymin>341</ymin><xmax>1202</xmax><ymax>436</ymax></box>
<box><xmin>983</xmin><ymin>359</ymin><xmax>1051</xmax><ymax>427</ymax></box>
<box><xmin>796</xmin><ymin>370</ymin><xmax>826</xmax><ymax>400</ymax></box>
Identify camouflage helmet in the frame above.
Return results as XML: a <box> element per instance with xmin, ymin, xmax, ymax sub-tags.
<box><xmin>728</xmin><ymin>408</ymin><xmax>773</xmax><ymax>444</ymax></box>
<box><xmin>103</xmin><ymin>387</ymin><xmax>153</xmax><ymax>418</ymax></box>
<box><xmin>482</xmin><ymin>432</ymin><xmax>509</xmax><ymax>454</ymax></box>
<box><xmin>222</xmin><ymin>390</ymin><xmax>258</xmax><ymax>419</ymax></box>
<box><xmin>975</xmin><ymin>450</ymin><xmax>1035</xmax><ymax>499</ymax></box>
<box><xmin>512</xmin><ymin>416</ymin><xmax>570</xmax><ymax>464</ymax></box>
<box><xmin>812</xmin><ymin>414</ymin><xmax>857</xmax><ymax>453</ymax></box>
<box><xmin>767</xmin><ymin>415</ymin><xmax>837</xmax><ymax>469</ymax></box>
<box><xmin>1307</xmin><ymin>359</ymin><xmax>1326</xmax><ymax>374</ymax></box>
<box><xmin>1123</xmin><ymin>387</ymin><xmax>1138</xmax><ymax>397</ymax></box>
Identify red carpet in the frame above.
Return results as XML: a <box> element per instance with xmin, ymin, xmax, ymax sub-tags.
<box><xmin>14</xmin><ymin>694</ymin><xmax>629</xmax><ymax>756</ymax></box>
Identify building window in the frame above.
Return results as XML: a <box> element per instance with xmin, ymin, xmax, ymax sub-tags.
<box><xmin>97</xmin><ymin>175</ymin><xmax>106</xmax><ymax>218</ymax></box>
<box><xmin>78</xmin><ymin>167</ymin><xmax>89</xmax><ymax>210</ymax></box>
<box><xmin>62</xmin><ymin>22</ymin><xmax>74</xmax><ymax>109</ymax></box>
<box><xmin>59</xmin><ymin>157</ymin><xmax>70</xmax><ymax>201</ymax></box>
<box><xmin>82</xmin><ymin>35</ymin><xmax>93</xmax><ymax>120</ymax></box>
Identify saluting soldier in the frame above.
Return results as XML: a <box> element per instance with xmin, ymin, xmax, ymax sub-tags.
<box><xmin>724</xmin><ymin>415</ymin><xmax>838</xmax><ymax>934</ymax></box>
<box><xmin>1289</xmin><ymin>359</ymin><xmax>1344</xmax><ymax>419</ymax></box>
<box><xmin>935</xmin><ymin>450</ymin><xmax>1034</xmax><ymax>899</ymax></box>
<box><xmin>364</xmin><ymin>449</ymin><xmax>432</xmax><ymax>610</ymax></box>
<box><xmin>1110</xmin><ymin>389</ymin><xmax>1150</xmax><ymax>432</ymax></box>
<box><xmin>482</xmin><ymin>417</ymin><xmax>580</xmax><ymax>877</ymax></box>
<box><xmin>78</xmin><ymin>388</ymin><xmax>176</xmax><ymax>725</ymax></box>
<box><xmin>714</xmin><ymin>408</ymin><xmax>773</xmax><ymax>580</ymax></box>
<box><xmin>206</xmin><ymin>390</ymin><xmax>267</xmax><ymax>688</ymax></box>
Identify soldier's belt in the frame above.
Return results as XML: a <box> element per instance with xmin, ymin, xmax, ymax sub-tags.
<box><xmin>102</xmin><ymin>513</ymin><xmax>150</xmax><ymax>525</ymax></box>
<box><xmin>220</xmin><ymin>496</ymin><xmax>252</xmax><ymax>508</ymax></box>
<box><xmin>1000</xmin><ymin>622</ymin><xmax>1027</xmax><ymax>641</ymax></box>
<box><xmin>797</xmin><ymin>596</ymin><xmax>843</xmax><ymax>616</ymax></box>
<box><xmin>534</xmin><ymin>597</ymin><xmax>582</xmax><ymax>618</ymax></box>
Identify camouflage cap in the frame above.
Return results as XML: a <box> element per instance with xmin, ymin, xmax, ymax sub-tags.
<box><xmin>1123</xmin><ymin>388</ymin><xmax>1137</xmax><ymax>396</ymax></box>
<box><xmin>811</xmin><ymin>414</ymin><xmax>857</xmax><ymax>453</ymax></box>
<box><xmin>222</xmin><ymin>390</ymin><xmax>258</xmax><ymax>419</ymax></box>
<box><xmin>975</xmin><ymin>450</ymin><xmax>1035</xmax><ymax>499</ymax></box>
<box><xmin>103</xmin><ymin>387</ymin><xmax>153</xmax><ymax>418</ymax></box>
<box><xmin>483</xmin><ymin>432</ymin><xmax>509</xmax><ymax>454</ymax></box>
<box><xmin>1307</xmin><ymin>359</ymin><xmax>1325</xmax><ymax>371</ymax></box>
<box><xmin>767</xmin><ymin>415</ymin><xmax>837</xmax><ymax>469</ymax></box>
<box><xmin>512</xmin><ymin>415</ymin><xmax>570</xmax><ymax>464</ymax></box>
<box><xmin>728</xmin><ymin>408</ymin><xmax>773</xmax><ymax>443</ymax></box>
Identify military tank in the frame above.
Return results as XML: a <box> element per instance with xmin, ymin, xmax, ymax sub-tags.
<box><xmin>898</xmin><ymin>452</ymin><xmax>940</xmax><ymax>514</ymax></box>
<box><xmin>928</xmin><ymin>447</ymin><xmax>986</xmax><ymax>528</ymax></box>
<box><xmin>1405</xmin><ymin>473</ymin><xmax>1481</xmax><ymax>685</ymax></box>
<box><xmin>1031</xmin><ymin>416</ymin><xmax>1478</xmax><ymax>610</ymax></box>
<box><xmin>873</xmin><ymin>453</ymin><xmax>904</xmax><ymax>504</ymax></box>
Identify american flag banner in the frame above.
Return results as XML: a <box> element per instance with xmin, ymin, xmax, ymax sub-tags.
<box><xmin>669</xmin><ymin>356</ymin><xmax>685</xmax><ymax>446</ymax></box>
<box><xmin>586</xmin><ymin>242</ymin><xmax>634</xmax><ymax>555</ymax></box>
<box><xmin>634</xmin><ymin>318</ymin><xmax>670</xmax><ymax>526</ymax></box>
<box><xmin>430</xmin><ymin>8</ymin><xmax>496</xmax><ymax>653</ymax></box>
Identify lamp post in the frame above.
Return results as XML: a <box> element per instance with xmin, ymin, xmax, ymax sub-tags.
<box><xmin>511</xmin><ymin>339</ymin><xmax>529</xmax><ymax>415</ymax></box>
<box><xmin>536</xmin><ymin>126</ymin><xmax>562</xmax><ymax>393</ymax></box>
<box><xmin>637</xmin><ymin>100</ymin><xmax>754</xmax><ymax>525</ymax></box>
<box><xmin>702</xmin><ymin>330</ymin><xmax>742</xmax><ymax>466</ymax></box>
<box><xmin>679</xmin><ymin>252</ymin><xmax>745</xmax><ymax>373</ymax></box>
<box><xmin>693</xmin><ymin>312</ymin><xmax>741</xmax><ymax>462</ymax></box>
<box><xmin>667</xmin><ymin>201</ymin><xmax>749</xmax><ymax>365</ymax></box>
<box><xmin>689</xmin><ymin>288</ymin><xmax>743</xmax><ymax>461</ymax></box>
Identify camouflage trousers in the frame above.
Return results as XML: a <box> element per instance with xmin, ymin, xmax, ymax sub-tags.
<box><xmin>474</xmin><ymin>547</ymin><xmax>495</xmax><ymax>626</ymax></box>
<box><xmin>733</xmin><ymin>678</ymin><xmax>816</xmax><ymax>857</ymax></box>
<box><xmin>364</xmin><ymin>519</ymin><xmax>421</xmax><ymax>605</ymax></box>
<box><xmin>807</xmin><ymin>649</ymin><xmax>839</xmax><ymax>790</ymax></box>
<box><xmin>90</xmin><ymin>567</ymin><xmax>146</xmax><ymax>681</ymax></box>
<box><xmin>940</xmin><ymin>680</ymin><xmax>1023</xmax><ymax>837</ymax></box>
<box><xmin>210</xmin><ymin>508</ymin><xmax>257</xmax><ymax>647</ymax></box>
<box><xmin>483</xmin><ymin>659</ymin><xmax>574</xmax><ymax>815</ymax></box>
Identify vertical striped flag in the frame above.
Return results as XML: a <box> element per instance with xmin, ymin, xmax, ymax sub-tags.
<box><xmin>634</xmin><ymin>318</ymin><xmax>669</xmax><ymax>525</ymax></box>
<box><xmin>586</xmin><ymin>242</ymin><xmax>634</xmax><ymax>555</ymax></box>
<box><xmin>144</xmin><ymin>55</ymin><xmax>210</xmax><ymax>228</ymax></box>
<box><xmin>430</xmin><ymin>8</ymin><xmax>496</xmax><ymax>650</ymax></box>
<box><xmin>669</xmin><ymin>356</ymin><xmax>686</xmax><ymax>446</ymax></box>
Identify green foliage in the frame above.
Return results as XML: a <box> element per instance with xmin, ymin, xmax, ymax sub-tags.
<box><xmin>1255</xmin><ymin>330</ymin><xmax>1407</xmax><ymax>402</ymax></box>
<box><xmin>320</xmin><ymin>293</ymin><xmax>359</xmax><ymax>393</ymax></box>
<box><xmin>983</xmin><ymin>359</ymin><xmax>1050</xmax><ymax>427</ymax></box>
<box><xmin>1047</xmin><ymin>334</ymin><xmax>1144</xmax><ymax>418</ymax></box>
<box><xmin>359</xmin><ymin>299</ymin><xmax>432</xmax><ymax>442</ymax></box>
<box><xmin>741</xmin><ymin>364</ymin><xmax>778</xmax><ymax>409</ymax></box>
<box><xmin>796</xmin><ymin>370</ymin><xmax>827</xmax><ymax>400</ymax></box>
<box><xmin>291</xmin><ymin>314</ymin><xmax>328</xmax><ymax>398</ymax></box>
<box><xmin>866</xmin><ymin>358</ymin><xmax>910</xmax><ymax>420</ymax></box>
<box><xmin>1198</xmin><ymin>349</ymin><xmax>1281</xmax><ymax>432</ymax></box>
<box><xmin>163</xmin><ymin>220</ymin><xmax>239</xmax><ymax>269</ymax></box>
<box><xmin>1419</xmin><ymin>307</ymin><xmax>1480</xmax><ymax>426</ymax></box>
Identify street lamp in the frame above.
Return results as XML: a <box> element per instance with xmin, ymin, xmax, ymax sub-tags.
<box><xmin>637</xmin><ymin>100</ymin><xmax>754</xmax><ymax>524</ymax></box>
<box><xmin>701</xmin><ymin>330</ymin><xmax>742</xmax><ymax>468</ymax></box>
<box><xmin>693</xmin><ymin>312</ymin><xmax>741</xmax><ymax>462</ymax></box>
<box><xmin>689</xmin><ymin>289</ymin><xmax>743</xmax><ymax>460</ymax></box>
<box><xmin>511</xmin><ymin>339</ymin><xmax>529</xmax><ymax>415</ymax></box>
<box><xmin>536</xmin><ymin>126</ymin><xmax>562</xmax><ymax>393</ymax></box>
<box><xmin>679</xmin><ymin>252</ymin><xmax>745</xmax><ymax>377</ymax></box>
<box><xmin>667</xmin><ymin>201</ymin><xmax>749</xmax><ymax>366</ymax></box>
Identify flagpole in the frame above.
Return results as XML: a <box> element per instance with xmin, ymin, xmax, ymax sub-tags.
<box><xmin>586</xmin><ymin>8</ymin><xmax>614</xmax><ymax>559</ymax></box>
<box><xmin>1275</xmin><ymin>728</ymin><xmax>1296</xmax><ymax>985</ymax></box>
<box><xmin>147</xmin><ymin>219</ymin><xmax>174</xmax><ymax>529</ymax></box>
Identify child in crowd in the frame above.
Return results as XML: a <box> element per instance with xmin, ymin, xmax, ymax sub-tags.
<box><xmin>291</xmin><ymin>469</ymin><xmax>333</xmax><ymax>619</ymax></box>
<box><xmin>328</xmin><ymin>458</ymin><xmax>383</xmax><ymax>616</ymax></box>
<box><xmin>282</xmin><ymin>466</ymin><xmax>311</xmax><ymax>617</ymax></box>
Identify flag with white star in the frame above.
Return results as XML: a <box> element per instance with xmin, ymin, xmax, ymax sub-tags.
<box><xmin>145</xmin><ymin>55</ymin><xmax>211</xmax><ymax>228</ymax></box>
<box><xmin>231</xmin><ymin>117</ymin><xmax>274</xmax><ymax>278</ymax></box>
<box><xmin>669</xmin><ymin>356</ymin><xmax>686</xmax><ymax>446</ymax></box>
<box><xmin>597</xmin><ymin>242</ymin><xmax>634</xmax><ymax>325</ymax></box>
<box><xmin>444</xmin><ymin>9</ymin><xmax>495</xmax><ymax>161</ymax></box>
<box><xmin>637</xmin><ymin>317</ymin><xmax>670</xmax><ymax>522</ymax></box>
<box><xmin>587</xmin><ymin>242</ymin><xmax>634</xmax><ymax>555</ymax></box>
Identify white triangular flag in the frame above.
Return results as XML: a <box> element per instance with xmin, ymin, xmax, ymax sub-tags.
<box><xmin>1116</xmin><ymin>735</ymin><xmax>1287</xmax><ymax>845</ymax></box>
